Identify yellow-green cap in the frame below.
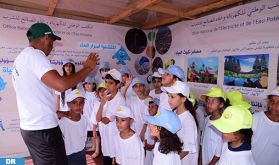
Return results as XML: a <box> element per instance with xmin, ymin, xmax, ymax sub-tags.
<box><xmin>227</xmin><ymin>90</ymin><xmax>251</xmax><ymax>109</ymax></box>
<box><xmin>97</xmin><ymin>82</ymin><xmax>106</xmax><ymax>90</ymax></box>
<box><xmin>210</xmin><ymin>105</ymin><xmax>252</xmax><ymax>133</ymax></box>
<box><xmin>199</xmin><ymin>87</ymin><xmax>226</xmax><ymax>102</ymax></box>
<box><xmin>189</xmin><ymin>92</ymin><xmax>196</xmax><ymax>107</ymax></box>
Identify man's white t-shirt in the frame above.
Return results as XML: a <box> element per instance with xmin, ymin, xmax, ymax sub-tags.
<box><xmin>177</xmin><ymin>111</ymin><xmax>198</xmax><ymax>165</ymax></box>
<box><xmin>218</xmin><ymin>143</ymin><xmax>255</xmax><ymax>165</ymax></box>
<box><xmin>201</xmin><ymin>116</ymin><xmax>223</xmax><ymax>165</ymax></box>
<box><xmin>252</xmin><ymin>111</ymin><xmax>279</xmax><ymax>165</ymax></box>
<box><xmin>159</xmin><ymin>92</ymin><xmax>171</xmax><ymax>110</ymax></box>
<box><xmin>126</xmin><ymin>96</ymin><xmax>149</xmax><ymax>134</ymax></box>
<box><xmin>12</xmin><ymin>47</ymin><xmax>58</xmax><ymax>130</ymax></box>
<box><xmin>99</xmin><ymin>92</ymin><xmax>126</xmax><ymax>157</ymax></box>
<box><xmin>152</xmin><ymin>142</ymin><xmax>181</xmax><ymax>165</ymax></box>
<box><xmin>58</xmin><ymin>115</ymin><xmax>87</xmax><ymax>155</ymax></box>
<box><xmin>115</xmin><ymin>133</ymin><xmax>144</xmax><ymax>165</ymax></box>
<box><xmin>149</xmin><ymin>89</ymin><xmax>161</xmax><ymax>100</ymax></box>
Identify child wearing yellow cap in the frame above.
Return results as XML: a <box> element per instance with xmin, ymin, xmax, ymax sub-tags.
<box><xmin>251</xmin><ymin>87</ymin><xmax>279</xmax><ymax>165</ymax></box>
<box><xmin>199</xmin><ymin>87</ymin><xmax>227</xmax><ymax>165</ymax></box>
<box><xmin>211</xmin><ymin>106</ymin><xmax>255</xmax><ymax>165</ymax></box>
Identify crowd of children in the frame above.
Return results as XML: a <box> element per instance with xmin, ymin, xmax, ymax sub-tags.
<box><xmin>56</xmin><ymin>59</ymin><xmax>279</xmax><ymax>165</ymax></box>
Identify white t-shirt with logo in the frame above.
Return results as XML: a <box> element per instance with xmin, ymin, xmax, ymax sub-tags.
<box><xmin>152</xmin><ymin>142</ymin><xmax>181</xmax><ymax>165</ymax></box>
<box><xmin>177</xmin><ymin>111</ymin><xmax>198</xmax><ymax>165</ymax></box>
<box><xmin>115</xmin><ymin>133</ymin><xmax>144</xmax><ymax>165</ymax></box>
<box><xmin>126</xmin><ymin>96</ymin><xmax>149</xmax><ymax>134</ymax></box>
<box><xmin>201</xmin><ymin>116</ymin><xmax>223</xmax><ymax>165</ymax></box>
<box><xmin>12</xmin><ymin>47</ymin><xmax>58</xmax><ymax>130</ymax></box>
<box><xmin>59</xmin><ymin>115</ymin><xmax>87</xmax><ymax>155</ymax></box>
<box><xmin>218</xmin><ymin>143</ymin><xmax>255</xmax><ymax>165</ymax></box>
<box><xmin>99</xmin><ymin>92</ymin><xmax>126</xmax><ymax>157</ymax></box>
<box><xmin>252</xmin><ymin>111</ymin><xmax>279</xmax><ymax>165</ymax></box>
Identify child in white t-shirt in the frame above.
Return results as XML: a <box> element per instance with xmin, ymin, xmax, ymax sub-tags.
<box><xmin>96</xmin><ymin>69</ymin><xmax>126</xmax><ymax>165</ymax></box>
<box><xmin>114</xmin><ymin>105</ymin><xmax>144</xmax><ymax>165</ymax></box>
<box><xmin>95</xmin><ymin>61</ymin><xmax>110</xmax><ymax>86</ymax></box>
<box><xmin>163</xmin><ymin>81</ymin><xmax>199</xmax><ymax>165</ymax></box>
<box><xmin>126</xmin><ymin>77</ymin><xmax>149</xmax><ymax>135</ymax></box>
<box><xmin>83</xmin><ymin>76</ymin><xmax>97</xmax><ymax>151</ymax></box>
<box><xmin>149</xmin><ymin>72</ymin><xmax>163</xmax><ymax>100</ymax></box>
<box><xmin>145</xmin><ymin>108</ymin><xmax>183</xmax><ymax>165</ymax></box>
<box><xmin>199</xmin><ymin>87</ymin><xmax>226</xmax><ymax>165</ymax></box>
<box><xmin>58</xmin><ymin>89</ymin><xmax>87</xmax><ymax>165</ymax></box>
<box><xmin>158</xmin><ymin>65</ymin><xmax>185</xmax><ymax>110</ymax></box>
<box><xmin>252</xmin><ymin>87</ymin><xmax>279</xmax><ymax>165</ymax></box>
<box><xmin>143</xmin><ymin>98</ymin><xmax>160</xmax><ymax>165</ymax></box>
<box><xmin>90</xmin><ymin>82</ymin><xmax>107</xmax><ymax>159</ymax></box>
<box><xmin>211</xmin><ymin>106</ymin><xmax>255</xmax><ymax>165</ymax></box>
<box><xmin>120</xmin><ymin>65</ymin><xmax>136</xmax><ymax>98</ymax></box>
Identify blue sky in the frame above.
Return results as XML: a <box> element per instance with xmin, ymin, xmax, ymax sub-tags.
<box><xmin>188</xmin><ymin>56</ymin><xmax>218</xmax><ymax>71</ymax></box>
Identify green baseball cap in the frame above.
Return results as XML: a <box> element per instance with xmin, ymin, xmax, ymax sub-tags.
<box><xmin>199</xmin><ymin>87</ymin><xmax>226</xmax><ymax>102</ymax></box>
<box><xmin>211</xmin><ymin>105</ymin><xmax>252</xmax><ymax>133</ymax></box>
<box><xmin>227</xmin><ymin>90</ymin><xmax>251</xmax><ymax>109</ymax></box>
<box><xmin>26</xmin><ymin>23</ymin><xmax>61</xmax><ymax>41</ymax></box>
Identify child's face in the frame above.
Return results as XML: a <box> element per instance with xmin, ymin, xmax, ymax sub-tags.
<box><xmin>67</xmin><ymin>97</ymin><xmax>85</xmax><ymax>114</ymax></box>
<box><xmin>84</xmin><ymin>83</ymin><xmax>94</xmax><ymax>92</ymax></box>
<box><xmin>97</xmin><ymin>88</ymin><xmax>106</xmax><ymax>97</ymax></box>
<box><xmin>116</xmin><ymin>116</ymin><xmax>132</xmax><ymax>132</ymax></box>
<box><xmin>268</xmin><ymin>95</ymin><xmax>279</xmax><ymax>116</ymax></box>
<box><xmin>222</xmin><ymin>131</ymin><xmax>242</xmax><ymax>142</ymax></box>
<box><xmin>133</xmin><ymin>84</ymin><xmax>145</xmax><ymax>96</ymax></box>
<box><xmin>121</xmin><ymin>74</ymin><xmax>129</xmax><ymax>83</ymax></box>
<box><xmin>105</xmin><ymin>79</ymin><xmax>118</xmax><ymax>93</ymax></box>
<box><xmin>149</xmin><ymin>124</ymin><xmax>160</xmax><ymax>138</ymax></box>
<box><xmin>205</xmin><ymin>97</ymin><xmax>224</xmax><ymax>113</ymax></box>
<box><xmin>168</xmin><ymin>93</ymin><xmax>186</xmax><ymax>109</ymax></box>
<box><xmin>161</xmin><ymin>73</ymin><xmax>174</xmax><ymax>86</ymax></box>
<box><xmin>148</xmin><ymin>103</ymin><xmax>158</xmax><ymax>116</ymax></box>
<box><xmin>152</xmin><ymin>78</ymin><xmax>162</xmax><ymax>89</ymax></box>
<box><xmin>64</xmin><ymin>63</ymin><xmax>73</xmax><ymax>75</ymax></box>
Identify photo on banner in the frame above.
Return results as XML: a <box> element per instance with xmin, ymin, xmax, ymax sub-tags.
<box><xmin>187</xmin><ymin>56</ymin><xmax>218</xmax><ymax>84</ymax></box>
<box><xmin>224</xmin><ymin>54</ymin><xmax>269</xmax><ymax>89</ymax></box>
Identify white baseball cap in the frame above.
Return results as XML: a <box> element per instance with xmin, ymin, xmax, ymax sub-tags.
<box><xmin>268</xmin><ymin>87</ymin><xmax>279</xmax><ymax>97</ymax></box>
<box><xmin>162</xmin><ymin>81</ymin><xmax>190</xmax><ymax>98</ymax></box>
<box><xmin>105</xmin><ymin>68</ymin><xmax>122</xmax><ymax>81</ymax></box>
<box><xmin>152</xmin><ymin>72</ymin><xmax>161</xmax><ymax>78</ymax></box>
<box><xmin>62</xmin><ymin>59</ymin><xmax>75</xmax><ymax>66</ymax></box>
<box><xmin>113</xmin><ymin>106</ymin><xmax>134</xmax><ymax>119</ymax></box>
<box><xmin>65</xmin><ymin>89</ymin><xmax>85</xmax><ymax>102</ymax></box>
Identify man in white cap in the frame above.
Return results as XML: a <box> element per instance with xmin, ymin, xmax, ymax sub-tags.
<box><xmin>12</xmin><ymin>22</ymin><xmax>99</xmax><ymax>165</ymax></box>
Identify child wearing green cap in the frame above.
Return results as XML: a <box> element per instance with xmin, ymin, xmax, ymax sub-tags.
<box><xmin>211</xmin><ymin>106</ymin><xmax>255</xmax><ymax>165</ymax></box>
<box><xmin>199</xmin><ymin>87</ymin><xmax>227</xmax><ymax>165</ymax></box>
<box><xmin>251</xmin><ymin>87</ymin><xmax>279</xmax><ymax>165</ymax></box>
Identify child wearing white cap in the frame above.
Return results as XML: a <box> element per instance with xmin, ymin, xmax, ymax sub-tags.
<box><xmin>95</xmin><ymin>61</ymin><xmax>110</xmax><ymax>86</ymax></box>
<box><xmin>125</xmin><ymin>77</ymin><xmax>149</xmax><ymax>136</ymax></box>
<box><xmin>158</xmin><ymin>65</ymin><xmax>185</xmax><ymax>110</ymax></box>
<box><xmin>145</xmin><ymin>108</ymin><xmax>183</xmax><ymax>165</ymax></box>
<box><xmin>211</xmin><ymin>106</ymin><xmax>255</xmax><ymax>165</ymax></box>
<box><xmin>58</xmin><ymin>89</ymin><xmax>87</xmax><ymax>165</ymax></box>
<box><xmin>252</xmin><ymin>87</ymin><xmax>279</xmax><ymax>165</ymax></box>
<box><xmin>96</xmin><ymin>69</ymin><xmax>126</xmax><ymax>164</ymax></box>
<box><xmin>163</xmin><ymin>81</ymin><xmax>198</xmax><ymax>165</ymax></box>
<box><xmin>113</xmin><ymin>106</ymin><xmax>144</xmax><ymax>165</ymax></box>
<box><xmin>82</xmin><ymin>76</ymin><xmax>98</xmax><ymax>152</ymax></box>
<box><xmin>144</xmin><ymin>98</ymin><xmax>160</xmax><ymax>165</ymax></box>
<box><xmin>56</xmin><ymin>58</ymin><xmax>83</xmax><ymax>112</ymax></box>
<box><xmin>149</xmin><ymin>72</ymin><xmax>163</xmax><ymax>100</ymax></box>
